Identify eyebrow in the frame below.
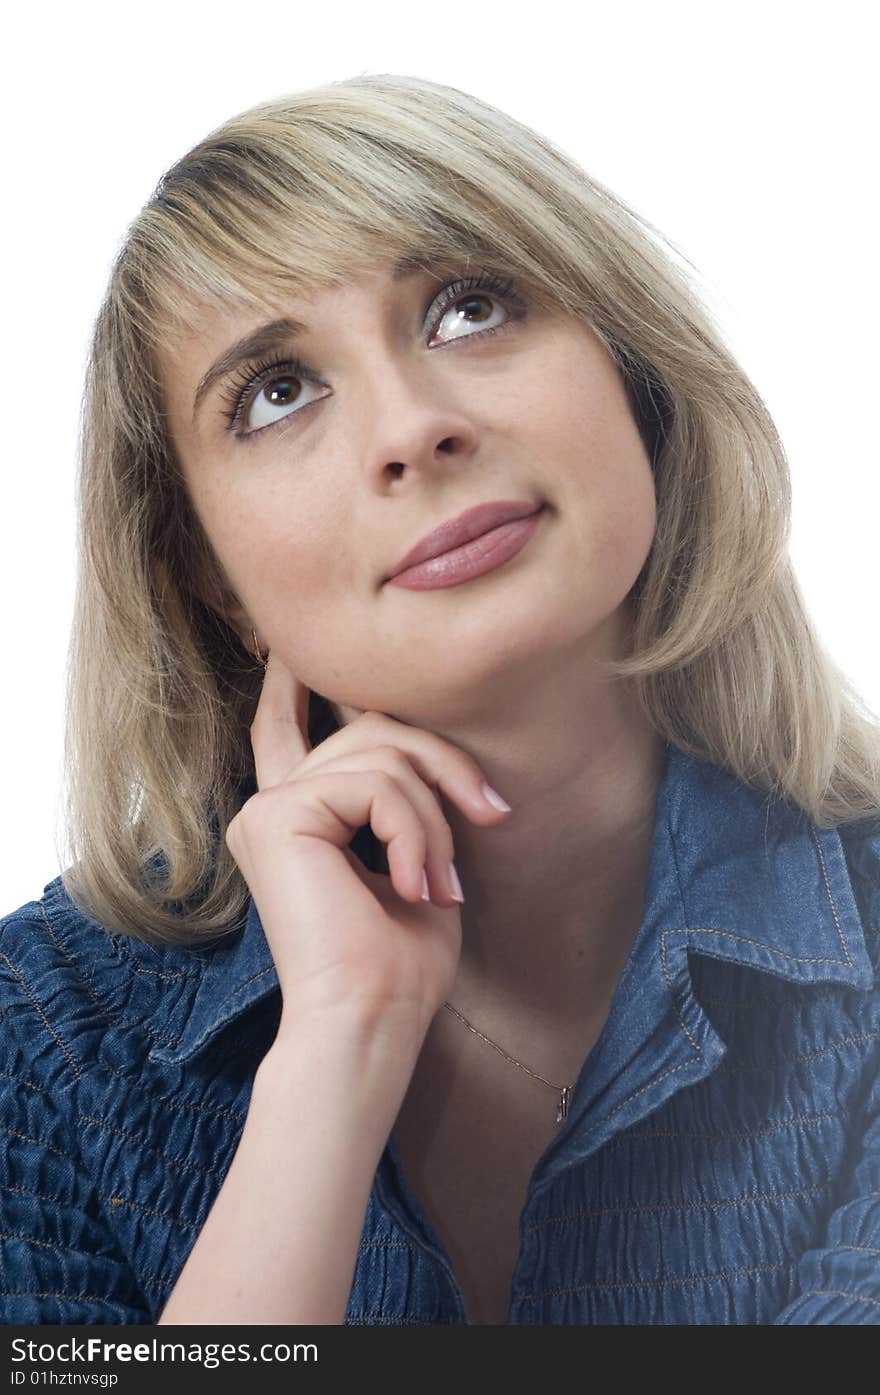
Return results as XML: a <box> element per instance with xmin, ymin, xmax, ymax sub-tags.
<box><xmin>190</xmin><ymin>253</ymin><xmax>437</xmax><ymax>430</ymax></box>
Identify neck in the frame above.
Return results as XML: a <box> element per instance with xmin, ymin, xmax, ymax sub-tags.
<box><xmin>421</xmin><ymin>609</ymin><xmax>666</xmax><ymax>1035</ymax></box>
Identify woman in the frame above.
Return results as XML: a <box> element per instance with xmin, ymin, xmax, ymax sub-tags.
<box><xmin>2</xmin><ymin>73</ymin><xmax>879</xmax><ymax>1326</ymax></box>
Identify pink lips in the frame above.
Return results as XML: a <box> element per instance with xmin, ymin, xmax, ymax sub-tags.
<box><xmin>385</xmin><ymin>499</ymin><xmax>543</xmax><ymax>582</ymax></box>
<box><xmin>385</xmin><ymin>501</ymin><xmax>546</xmax><ymax>591</ymax></box>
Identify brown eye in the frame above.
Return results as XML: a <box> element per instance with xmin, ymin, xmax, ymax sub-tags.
<box><xmin>264</xmin><ymin>377</ymin><xmax>299</xmax><ymax>405</ymax></box>
<box><xmin>455</xmin><ymin>294</ymin><xmax>494</xmax><ymax>323</ymax></box>
<box><xmin>430</xmin><ymin>291</ymin><xmax>509</xmax><ymax>345</ymax></box>
<box><xmin>244</xmin><ymin>370</ymin><xmax>322</xmax><ymax>435</ymax></box>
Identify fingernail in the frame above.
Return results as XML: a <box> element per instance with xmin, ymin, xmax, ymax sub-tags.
<box><xmin>448</xmin><ymin>861</ymin><xmax>465</xmax><ymax>903</ymax></box>
<box><xmin>420</xmin><ymin>868</ymin><xmax>431</xmax><ymax>901</ymax></box>
<box><xmin>481</xmin><ymin>782</ymin><xmax>512</xmax><ymax>812</ymax></box>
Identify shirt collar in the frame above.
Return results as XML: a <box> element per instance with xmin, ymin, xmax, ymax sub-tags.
<box><xmin>146</xmin><ymin>738</ymin><xmax>875</xmax><ymax>1066</ymax></box>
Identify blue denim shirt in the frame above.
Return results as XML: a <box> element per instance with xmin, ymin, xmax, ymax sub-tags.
<box><xmin>2</xmin><ymin>737</ymin><xmax>880</xmax><ymax>1325</ymax></box>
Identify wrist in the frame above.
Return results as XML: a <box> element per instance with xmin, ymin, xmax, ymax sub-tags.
<box><xmin>271</xmin><ymin>992</ymin><xmax>431</xmax><ymax>1059</ymax></box>
<box><xmin>256</xmin><ymin>1005</ymin><xmax>425</xmax><ymax>1102</ymax></box>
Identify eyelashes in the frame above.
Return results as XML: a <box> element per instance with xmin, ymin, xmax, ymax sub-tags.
<box><xmin>217</xmin><ymin>269</ymin><xmax>528</xmax><ymax>443</ymax></box>
<box><xmin>218</xmin><ymin>353</ymin><xmax>316</xmax><ymax>439</ymax></box>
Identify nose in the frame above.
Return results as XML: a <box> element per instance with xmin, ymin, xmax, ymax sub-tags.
<box><xmin>355</xmin><ymin>348</ymin><xmax>480</xmax><ymax>486</ymax></box>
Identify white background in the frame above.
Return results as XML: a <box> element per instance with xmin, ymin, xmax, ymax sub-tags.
<box><xmin>1</xmin><ymin>0</ymin><xmax>877</xmax><ymax>914</ymax></box>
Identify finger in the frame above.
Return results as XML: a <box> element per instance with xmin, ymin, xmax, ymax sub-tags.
<box><xmin>250</xmin><ymin>650</ymin><xmax>312</xmax><ymax>791</ymax></box>
<box><xmin>288</xmin><ymin>712</ymin><xmax>512</xmax><ymax>828</ymax></box>
<box><xmin>239</xmin><ymin>770</ymin><xmax>431</xmax><ymax>905</ymax></box>
<box><xmin>290</xmin><ymin>745</ymin><xmax>462</xmax><ymax>903</ymax></box>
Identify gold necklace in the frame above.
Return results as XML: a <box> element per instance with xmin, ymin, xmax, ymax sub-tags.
<box><xmin>442</xmin><ymin>1000</ymin><xmax>576</xmax><ymax>1124</ymax></box>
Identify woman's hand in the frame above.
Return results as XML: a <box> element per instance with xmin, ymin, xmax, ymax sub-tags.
<box><xmin>224</xmin><ymin>653</ymin><xmax>512</xmax><ymax>1046</ymax></box>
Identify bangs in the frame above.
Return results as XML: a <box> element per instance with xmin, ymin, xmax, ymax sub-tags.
<box><xmin>119</xmin><ymin>97</ymin><xmax>577</xmax><ymax>347</ymax></box>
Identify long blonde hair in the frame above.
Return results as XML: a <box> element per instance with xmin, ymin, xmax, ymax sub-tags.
<box><xmin>59</xmin><ymin>73</ymin><xmax>880</xmax><ymax>946</ymax></box>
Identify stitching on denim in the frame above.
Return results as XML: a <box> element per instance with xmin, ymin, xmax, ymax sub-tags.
<box><xmin>2</xmin><ymin>1227</ymin><xmax>158</xmax><ymax>1313</ymax></box>
<box><xmin>4</xmin><ymin>1051</ymin><xmax>249</xmax><ymax>1130</ymax></box>
<box><xmin>3</xmin><ymin>924</ymin><xmax>182</xmax><ymax>1060</ymax></box>
<box><xmin>0</xmin><ymin>1183</ymin><xmax>77</xmax><ymax>1209</ymax></box>
<box><xmin>0</xmin><ymin>1227</ymin><xmax>115</xmax><ymax>1263</ymax></box>
<box><xmin>40</xmin><ymin>900</ymin><xmax>188</xmax><ymax>1049</ymax></box>
<box><xmin>36</xmin><ymin>894</ymin><xmax>278</xmax><ymax>1056</ymax></box>
<box><xmin>665</xmin><ymin>813</ymin><xmax>854</xmax><ymax>971</ymax></box>
<box><xmin>114</xmin><ymin>965</ymin><xmax>275</xmax><ymax>1054</ymax></box>
<box><xmin>579</xmin><ymin>1059</ymin><xmax>696</xmax><ymax>1141</ymax></box>
<box><xmin>653</xmin><ymin>817</ymin><xmax>863</xmax><ymax>1130</ymax></box>
<box><xmin>109</xmin><ymin>931</ymin><xmax>201</xmax><ymax>980</ymax></box>
<box><xmin>0</xmin><ymin>1290</ymin><xmax>143</xmax><ymax>1315</ymax></box>
<box><xmin>518</xmin><ymin>1259</ymin><xmax>796</xmax><ymax>1301</ymax></box>
<box><xmin>804</xmin><ymin>1288</ymin><xmax>880</xmax><ymax>1310</ymax></box>
<box><xmin>77</xmin><ymin>1114</ymin><xmax>227</xmax><ymax>1179</ymax></box>
<box><xmin>0</xmin><ymin>949</ymin><xmax>82</xmax><ymax>1084</ymax></box>
<box><xmin>523</xmin><ymin>1178</ymin><xmax>832</xmax><ymax>1233</ymax></box>
<box><xmin>105</xmin><ymin>1195</ymin><xmax>200</xmax><ymax>1232</ymax></box>
<box><xmin>1</xmin><ymin>1180</ymin><xmax>199</xmax><ymax>1239</ymax></box>
<box><xmin>0</xmin><ymin>1067</ymin><xmax>54</xmax><ymax>1100</ymax></box>
<box><xmin>0</xmin><ymin>1182</ymin><xmax>190</xmax><ymax>1249</ymax></box>
<box><xmin>604</xmin><ymin>1104</ymin><xmax>849</xmax><ymax>1150</ymax></box>
<box><xmin>719</xmin><ymin>1028</ymin><xmax>880</xmax><ymax>1076</ymax></box>
<box><xmin>139</xmin><ymin>963</ymin><xmax>278</xmax><ymax>1059</ymax></box>
<box><xmin>830</xmin><ymin>1244</ymin><xmax>880</xmax><ymax>1257</ymax></box>
<box><xmin>2</xmin><ymin>1124</ymin><xmax>76</xmax><ymax>1164</ymax></box>
<box><xmin>358</xmin><ymin>1240</ymin><xmax>414</xmax><ymax>1251</ymax></box>
<box><xmin>89</xmin><ymin>1066</ymin><xmax>249</xmax><ymax>1126</ymax></box>
<box><xmin>663</xmin><ymin>925</ymin><xmax>855</xmax><ymax>976</ymax></box>
<box><xmin>41</xmin><ymin>902</ymin><xmax>184</xmax><ymax>1044</ymax></box>
<box><xmin>210</xmin><ymin>963</ymin><xmax>276</xmax><ymax>1014</ymax></box>
<box><xmin>811</xmin><ymin>827</ymin><xmax>854</xmax><ymax>966</ymax></box>
<box><xmin>38</xmin><ymin>902</ymin><xmax>108</xmax><ymax>1013</ymax></box>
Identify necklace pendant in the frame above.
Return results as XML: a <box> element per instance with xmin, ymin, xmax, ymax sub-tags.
<box><xmin>556</xmin><ymin>1086</ymin><xmax>571</xmax><ymax>1125</ymax></box>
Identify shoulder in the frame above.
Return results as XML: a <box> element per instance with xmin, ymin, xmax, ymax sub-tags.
<box><xmin>0</xmin><ymin>874</ymin><xmax>211</xmax><ymax>1087</ymax></box>
<box><xmin>0</xmin><ymin>878</ymin><xmax>233</xmax><ymax>1324</ymax></box>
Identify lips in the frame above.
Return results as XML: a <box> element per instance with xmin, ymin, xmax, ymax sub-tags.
<box><xmin>384</xmin><ymin>499</ymin><xmax>543</xmax><ymax>582</ymax></box>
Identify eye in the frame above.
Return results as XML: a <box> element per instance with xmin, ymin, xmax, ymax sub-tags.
<box><xmin>221</xmin><ymin>271</ymin><xmax>527</xmax><ymax>442</ymax></box>
<box><xmin>428</xmin><ymin>288</ymin><xmax>511</xmax><ymax>346</ymax></box>
<box><xmin>218</xmin><ymin>353</ymin><xmax>328</xmax><ymax>438</ymax></box>
<box><xmin>245</xmin><ymin>368</ymin><xmax>323</xmax><ymax>434</ymax></box>
<box><xmin>425</xmin><ymin>271</ymin><xmax>524</xmax><ymax>349</ymax></box>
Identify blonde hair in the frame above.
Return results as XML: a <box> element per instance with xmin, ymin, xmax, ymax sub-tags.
<box><xmin>59</xmin><ymin>73</ymin><xmax>880</xmax><ymax>946</ymax></box>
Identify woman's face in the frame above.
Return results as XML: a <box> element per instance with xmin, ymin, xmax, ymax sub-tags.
<box><xmin>160</xmin><ymin>259</ymin><xmax>657</xmax><ymax>726</ymax></box>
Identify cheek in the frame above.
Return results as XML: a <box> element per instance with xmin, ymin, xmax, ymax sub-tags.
<box><xmin>202</xmin><ymin>479</ymin><xmax>345</xmax><ymax>600</ymax></box>
<box><xmin>592</xmin><ymin>466</ymin><xmax>657</xmax><ymax>591</ymax></box>
<box><xmin>243</xmin><ymin>515</ymin><xmax>375</xmax><ymax>679</ymax></box>
<box><xmin>544</xmin><ymin>376</ymin><xmax>657</xmax><ymax>588</ymax></box>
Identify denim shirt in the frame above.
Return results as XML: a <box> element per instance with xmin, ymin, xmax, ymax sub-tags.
<box><xmin>2</xmin><ymin>737</ymin><xmax>880</xmax><ymax>1325</ymax></box>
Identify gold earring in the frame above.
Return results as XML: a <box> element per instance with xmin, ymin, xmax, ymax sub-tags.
<box><xmin>251</xmin><ymin>627</ymin><xmax>268</xmax><ymax>670</ymax></box>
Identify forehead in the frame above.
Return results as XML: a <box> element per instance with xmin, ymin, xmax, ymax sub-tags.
<box><xmin>161</xmin><ymin>255</ymin><xmax>456</xmax><ymax>364</ymax></box>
